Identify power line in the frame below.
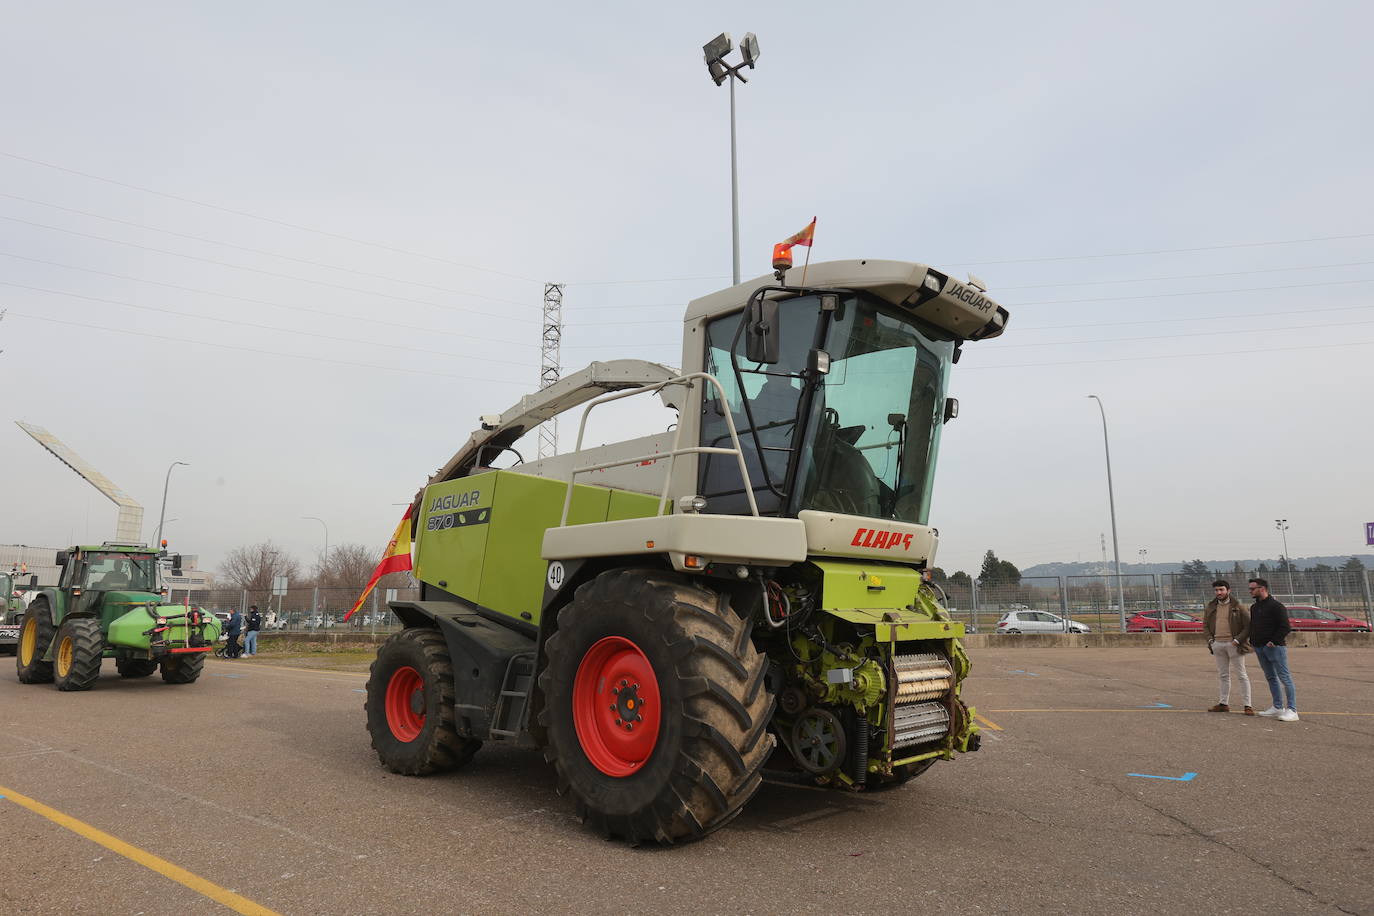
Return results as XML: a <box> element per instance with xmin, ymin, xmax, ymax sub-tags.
<box><xmin>1</xmin><ymin>281</ymin><xmax>539</xmax><ymax>368</ymax></box>
<box><xmin>0</xmin><ymin>149</ymin><xmax>540</xmax><ymax>284</ymax></box>
<box><xmin>0</xmin><ymin>191</ymin><xmax>539</xmax><ymax>304</ymax></box>
<box><xmin>0</xmin><ymin>250</ymin><xmax>537</xmax><ymax>348</ymax></box>
<box><xmin>997</xmin><ymin>259</ymin><xmax>1374</xmax><ymax>291</ymax></box>
<box><xmin>964</xmin><ymin>338</ymin><xmax>1374</xmax><ymax>370</ymax></box>
<box><xmin>3</xmin><ymin>311</ymin><xmax>530</xmax><ymax>385</ymax></box>
<box><xmin>943</xmin><ymin>231</ymin><xmax>1374</xmax><ymax>268</ymax></box>
<box><xmin>988</xmin><ymin>317</ymin><xmax>1374</xmax><ymax>350</ymax></box>
<box><xmin>1014</xmin><ymin>276</ymin><xmax>1374</xmax><ymax>307</ymax></box>
<box><xmin>1017</xmin><ymin>302</ymin><xmax>1374</xmax><ymax>332</ymax></box>
<box><xmin>1</xmin><ymin>214</ymin><xmax>537</xmax><ymax>320</ymax></box>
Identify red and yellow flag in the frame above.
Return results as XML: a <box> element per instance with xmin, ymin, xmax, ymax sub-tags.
<box><xmin>780</xmin><ymin>217</ymin><xmax>816</xmax><ymax>249</ymax></box>
<box><xmin>344</xmin><ymin>505</ymin><xmax>414</xmax><ymax>621</ymax></box>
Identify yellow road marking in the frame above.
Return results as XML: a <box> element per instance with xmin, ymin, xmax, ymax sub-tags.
<box><xmin>0</xmin><ymin>784</ymin><xmax>281</xmax><ymax>916</ymax></box>
<box><xmin>974</xmin><ymin>714</ymin><xmax>1003</xmax><ymax>731</ymax></box>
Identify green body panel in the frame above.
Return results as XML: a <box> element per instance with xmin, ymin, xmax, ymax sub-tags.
<box><xmin>415</xmin><ymin>470</ymin><xmax>660</xmax><ymax>625</ymax></box>
<box><xmin>107</xmin><ymin>604</ymin><xmax>222</xmax><ymax>651</ymax></box>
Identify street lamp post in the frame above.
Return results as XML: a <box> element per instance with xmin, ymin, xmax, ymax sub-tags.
<box><xmin>1275</xmin><ymin>519</ymin><xmax>1295</xmax><ymax>597</ymax></box>
<box><xmin>155</xmin><ymin>461</ymin><xmax>189</xmax><ymax>549</ymax></box>
<box><xmin>302</xmin><ymin>516</ymin><xmax>329</xmax><ymax>621</ymax></box>
<box><xmin>702</xmin><ymin>31</ymin><xmax>760</xmax><ymax>286</ymax></box>
<box><xmin>1088</xmin><ymin>396</ymin><xmax>1126</xmax><ymax>630</ymax></box>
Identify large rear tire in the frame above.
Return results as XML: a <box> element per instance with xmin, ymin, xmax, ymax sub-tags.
<box><xmin>16</xmin><ymin>602</ymin><xmax>56</xmax><ymax>684</ymax></box>
<box><xmin>160</xmin><ymin>653</ymin><xmax>205</xmax><ymax>684</ymax></box>
<box><xmin>539</xmin><ymin>568</ymin><xmax>774</xmax><ymax>845</ymax></box>
<box><xmin>116</xmin><ymin>658</ymin><xmax>159</xmax><ymax>678</ymax></box>
<box><xmin>53</xmin><ymin>618</ymin><xmax>105</xmax><ymax>691</ymax></box>
<box><xmin>365</xmin><ymin>628</ymin><xmax>481</xmax><ymax>776</ymax></box>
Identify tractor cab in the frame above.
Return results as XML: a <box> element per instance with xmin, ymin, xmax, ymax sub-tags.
<box><xmin>56</xmin><ymin>546</ymin><xmax>164</xmax><ymax>623</ymax></box>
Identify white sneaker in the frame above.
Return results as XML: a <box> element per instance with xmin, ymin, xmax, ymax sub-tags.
<box><xmin>1257</xmin><ymin>706</ymin><xmax>1281</xmax><ymax>717</ymax></box>
<box><xmin>1278</xmin><ymin>709</ymin><xmax>1300</xmax><ymax>722</ymax></box>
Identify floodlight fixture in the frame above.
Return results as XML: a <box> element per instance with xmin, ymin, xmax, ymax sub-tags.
<box><xmin>708</xmin><ymin>59</ymin><xmax>728</xmax><ymax>86</ymax></box>
<box><xmin>740</xmin><ymin>32</ymin><xmax>760</xmax><ymax>67</ymax></box>
<box><xmin>703</xmin><ymin>32</ymin><xmax>733</xmax><ymax>65</ymax></box>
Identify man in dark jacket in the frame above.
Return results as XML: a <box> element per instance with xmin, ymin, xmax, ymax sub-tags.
<box><xmin>244</xmin><ymin>605</ymin><xmax>263</xmax><ymax>657</ymax></box>
<box><xmin>1203</xmin><ymin>580</ymin><xmax>1253</xmax><ymax>715</ymax></box>
<box><xmin>225</xmin><ymin>608</ymin><xmax>244</xmax><ymax>659</ymax></box>
<box><xmin>1248</xmin><ymin>578</ymin><xmax>1297</xmax><ymax>721</ymax></box>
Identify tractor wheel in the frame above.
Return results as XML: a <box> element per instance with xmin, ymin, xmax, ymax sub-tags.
<box><xmin>116</xmin><ymin>658</ymin><xmax>159</xmax><ymax>678</ymax></box>
<box><xmin>16</xmin><ymin>602</ymin><xmax>56</xmax><ymax>684</ymax></box>
<box><xmin>53</xmin><ymin>618</ymin><xmax>105</xmax><ymax>691</ymax></box>
<box><xmin>365</xmin><ymin>627</ymin><xmax>481</xmax><ymax>776</ymax></box>
<box><xmin>865</xmin><ymin>757</ymin><xmax>936</xmax><ymax>791</ymax></box>
<box><xmin>539</xmin><ymin>568</ymin><xmax>775</xmax><ymax>845</ymax></box>
<box><xmin>160</xmin><ymin>653</ymin><xmax>205</xmax><ymax>684</ymax></box>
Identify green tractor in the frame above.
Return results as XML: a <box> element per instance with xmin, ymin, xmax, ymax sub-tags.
<box><xmin>0</xmin><ymin>566</ymin><xmax>33</xmax><ymax>655</ymax></box>
<box><xmin>364</xmin><ymin>259</ymin><xmax>1009</xmax><ymax>844</ymax></box>
<box><xmin>15</xmin><ymin>543</ymin><xmax>221</xmax><ymax>690</ymax></box>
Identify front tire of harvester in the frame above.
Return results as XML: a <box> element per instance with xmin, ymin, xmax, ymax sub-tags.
<box><xmin>866</xmin><ymin>757</ymin><xmax>937</xmax><ymax>791</ymax></box>
<box><xmin>16</xmin><ymin>602</ymin><xmax>56</xmax><ymax>684</ymax></box>
<box><xmin>53</xmin><ymin>618</ymin><xmax>105</xmax><ymax>691</ymax></box>
<box><xmin>365</xmin><ymin>628</ymin><xmax>480</xmax><ymax>776</ymax></box>
<box><xmin>116</xmin><ymin>658</ymin><xmax>159</xmax><ymax>678</ymax></box>
<box><xmin>159</xmin><ymin>653</ymin><xmax>205</xmax><ymax>684</ymax></box>
<box><xmin>539</xmin><ymin>568</ymin><xmax>775</xmax><ymax>846</ymax></box>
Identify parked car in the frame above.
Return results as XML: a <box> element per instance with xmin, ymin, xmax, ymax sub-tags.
<box><xmin>1126</xmin><ymin>610</ymin><xmax>1205</xmax><ymax>633</ymax></box>
<box><xmin>996</xmin><ymin>610</ymin><xmax>1090</xmax><ymax>634</ymax></box>
<box><xmin>1285</xmin><ymin>606</ymin><xmax>1371</xmax><ymax>633</ymax></box>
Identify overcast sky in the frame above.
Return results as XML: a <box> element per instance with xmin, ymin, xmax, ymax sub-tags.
<box><xmin>2</xmin><ymin>1</ymin><xmax>1371</xmax><ymax>578</ymax></box>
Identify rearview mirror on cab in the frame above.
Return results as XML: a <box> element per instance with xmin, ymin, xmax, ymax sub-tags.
<box><xmin>744</xmin><ymin>298</ymin><xmax>781</xmax><ymax>365</ymax></box>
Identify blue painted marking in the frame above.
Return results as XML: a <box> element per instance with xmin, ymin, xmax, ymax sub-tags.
<box><xmin>1009</xmin><ymin>669</ymin><xmax>1039</xmax><ymax>677</ymax></box>
<box><xmin>352</xmin><ymin>688</ymin><xmax>366</xmax><ymax>693</ymax></box>
<box><xmin>211</xmin><ymin>673</ymin><xmax>245</xmax><ymax>679</ymax></box>
<box><xmin>1139</xmin><ymin>702</ymin><xmax>1172</xmax><ymax>708</ymax></box>
<box><xmin>1128</xmin><ymin>771</ymin><xmax>1197</xmax><ymax>782</ymax></box>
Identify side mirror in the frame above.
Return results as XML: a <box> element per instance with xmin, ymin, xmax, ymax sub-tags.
<box><xmin>744</xmin><ymin>298</ymin><xmax>781</xmax><ymax>365</ymax></box>
<box><xmin>172</xmin><ymin>555</ymin><xmax>184</xmax><ymax>577</ymax></box>
<box><xmin>28</xmin><ymin>575</ymin><xmax>37</xmax><ymax>588</ymax></box>
<box><xmin>943</xmin><ymin>397</ymin><xmax>960</xmax><ymax>424</ymax></box>
<box><xmin>56</xmin><ymin>550</ymin><xmax>69</xmax><ymax>567</ymax></box>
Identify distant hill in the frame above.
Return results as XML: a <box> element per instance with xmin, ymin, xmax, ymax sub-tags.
<box><xmin>1021</xmin><ymin>555</ymin><xmax>1374</xmax><ymax>578</ymax></box>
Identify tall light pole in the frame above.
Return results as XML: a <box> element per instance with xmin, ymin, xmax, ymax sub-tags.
<box><xmin>302</xmin><ymin>516</ymin><xmax>329</xmax><ymax>570</ymax></box>
<box><xmin>702</xmin><ymin>31</ymin><xmax>760</xmax><ymax>286</ymax></box>
<box><xmin>155</xmin><ymin>461</ymin><xmax>189</xmax><ymax>549</ymax></box>
<box><xmin>1088</xmin><ymin>396</ymin><xmax>1126</xmax><ymax>629</ymax></box>
<box><xmin>1275</xmin><ymin>519</ymin><xmax>1295</xmax><ymax>597</ymax></box>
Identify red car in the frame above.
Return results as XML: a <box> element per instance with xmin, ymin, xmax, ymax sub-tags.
<box><xmin>1125</xmin><ymin>610</ymin><xmax>1205</xmax><ymax>633</ymax></box>
<box><xmin>1285</xmin><ymin>606</ymin><xmax>1371</xmax><ymax>633</ymax></box>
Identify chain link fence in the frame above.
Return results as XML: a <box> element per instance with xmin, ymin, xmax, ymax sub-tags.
<box><xmin>938</xmin><ymin>568</ymin><xmax>1373</xmax><ymax>633</ymax></box>
<box><xmin>182</xmin><ymin>585</ymin><xmax>419</xmax><ymax>634</ymax></box>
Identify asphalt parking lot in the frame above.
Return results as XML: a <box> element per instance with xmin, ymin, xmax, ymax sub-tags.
<box><xmin>1</xmin><ymin>645</ymin><xmax>1370</xmax><ymax>916</ymax></box>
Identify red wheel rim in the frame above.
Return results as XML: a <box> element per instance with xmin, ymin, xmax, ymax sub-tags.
<box><xmin>385</xmin><ymin>666</ymin><xmax>426</xmax><ymax>742</ymax></box>
<box><xmin>572</xmin><ymin>636</ymin><xmax>662</xmax><ymax>777</ymax></box>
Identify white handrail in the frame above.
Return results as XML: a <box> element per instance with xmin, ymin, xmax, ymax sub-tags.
<box><xmin>557</xmin><ymin>372</ymin><xmax>759</xmax><ymax>526</ymax></box>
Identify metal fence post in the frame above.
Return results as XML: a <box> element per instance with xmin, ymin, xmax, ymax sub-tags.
<box><xmin>1058</xmin><ymin>576</ymin><xmax>1069</xmax><ymax>631</ymax></box>
<box><xmin>1363</xmin><ymin>570</ymin><xmax>1373</xmax><ymax>628</ymax></box>
<box><xmin>971</xmin><ymin>579</ymin><xmax>980</xmax><ymax>632</ymax></box>
<box><xmin>371</xmin><ymin>590</ymin><xmax>378</xmax><ymax>637</ymax></box>
<box><xmin>1155</xmin><ymin>574</ymin><xmax>1165</xmax><ymax>634</ymax></box>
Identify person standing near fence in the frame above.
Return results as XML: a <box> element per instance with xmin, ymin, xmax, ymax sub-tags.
<box><xmin>1203</xmin><ymin>580</ymin><xmax>1253</xmax><ymax>715</ymax></box>
<box><xmin>1248</xmin><ymin>578</ymin><xmax>1298</xmax><ymax>721</ymax></box>
<box><xmin>225</xmin><ymin>607</ymin><xmax>243</xmax><ymax>659</ymax></box>
<box><xmin>244</xmin><ymin>604</ymin><xmax>262</xmax><ymax>657</ymax></box>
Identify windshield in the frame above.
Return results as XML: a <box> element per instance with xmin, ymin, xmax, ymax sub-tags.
<box><xmin>81</xmin><ymin>553</ymin><xmax>158</xmax><ymax>591</ymax></box>
<box><xmin>797</xmin><ymin>298</ymin><xmax>952</xmax><ymax>523</ymax></box>
<box><xmin>699</xmin><ymin>293</ymin><xmax>952</xmax><ymax>523</ymax></box>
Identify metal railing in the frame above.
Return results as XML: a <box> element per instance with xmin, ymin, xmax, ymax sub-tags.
<box><xmin>558</xmin><ymin>371</ymin><xmax>759</xmax><ymax>525</ymax></box>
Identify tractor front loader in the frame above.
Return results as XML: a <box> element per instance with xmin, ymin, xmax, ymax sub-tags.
<box><xmin>15</xmin><ymin>544</ymin><xmax>220</xmax><ymax>690</ymax></box>
<box><xmin>364</xmin><ymin>259</ymin><xmax>1009</xmax><ymax>844</ymax></box>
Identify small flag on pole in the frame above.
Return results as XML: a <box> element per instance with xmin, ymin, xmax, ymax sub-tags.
<box><xmin>772</xmin><ymin>217</ymin><xmax>816</xmax><ymax>271</ymax></box>
<box><xmin>343</xmin><ymin>505</ymin><xmax>414</xmax><ymax>621</ymax></box>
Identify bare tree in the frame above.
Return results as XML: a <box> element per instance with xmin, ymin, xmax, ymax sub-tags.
<box><xmin>219</xmin><ymin>542</ymin><xmax>302</xmax><ymax>609</ymax></box>
<box><xmin>319</xmin><ymin>543</ymin><xmax>379</xmax><ymax>593</ymax></box>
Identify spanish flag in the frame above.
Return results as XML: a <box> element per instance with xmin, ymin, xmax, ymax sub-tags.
<box><xmin>343</xmin><ymin>505</ymin><xmax>414</xmax><ymax>621</ymax></box>
<box><xmin>780</xmin><ymin>217</ymin><xmax>816</xmax><ymax>249</ymax></box>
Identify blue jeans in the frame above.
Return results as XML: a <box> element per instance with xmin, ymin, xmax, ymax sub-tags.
<box><xmin>1254</xmin><ymin>645</ymin><xmax>1296</xmax><ymax>710</ymax></box>
<box><xmin>244</xmin><ymin>630</ymin><xmax>258</xmax><ymax>655</ymax></box>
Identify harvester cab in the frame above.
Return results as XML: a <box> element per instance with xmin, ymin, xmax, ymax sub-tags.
<box><xmin>15</xmin><ymin>543</ymin><xmax>221</xmax><ymax>690</ymax></box>
<box><xmin>364</xmin><ymin>259</ymin><xmax>1009</xmax><ymax>845</ymax></box>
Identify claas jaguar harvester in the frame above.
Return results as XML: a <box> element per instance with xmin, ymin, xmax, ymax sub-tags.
<box><xmin>15</xmin><ymin>544</ymin><xmax>220</xmax><ymax>690</ymax></box>
<box><xmin>364</xmin><ymin>259</ymin><xmax>1010</xmax><ymax>844</ymax></box>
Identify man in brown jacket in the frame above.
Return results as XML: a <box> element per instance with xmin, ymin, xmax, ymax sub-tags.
<box><xmin>1203</xmin><ymin>579</ymin><xmax>1254</xmax><ymax>715</ymax></box>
